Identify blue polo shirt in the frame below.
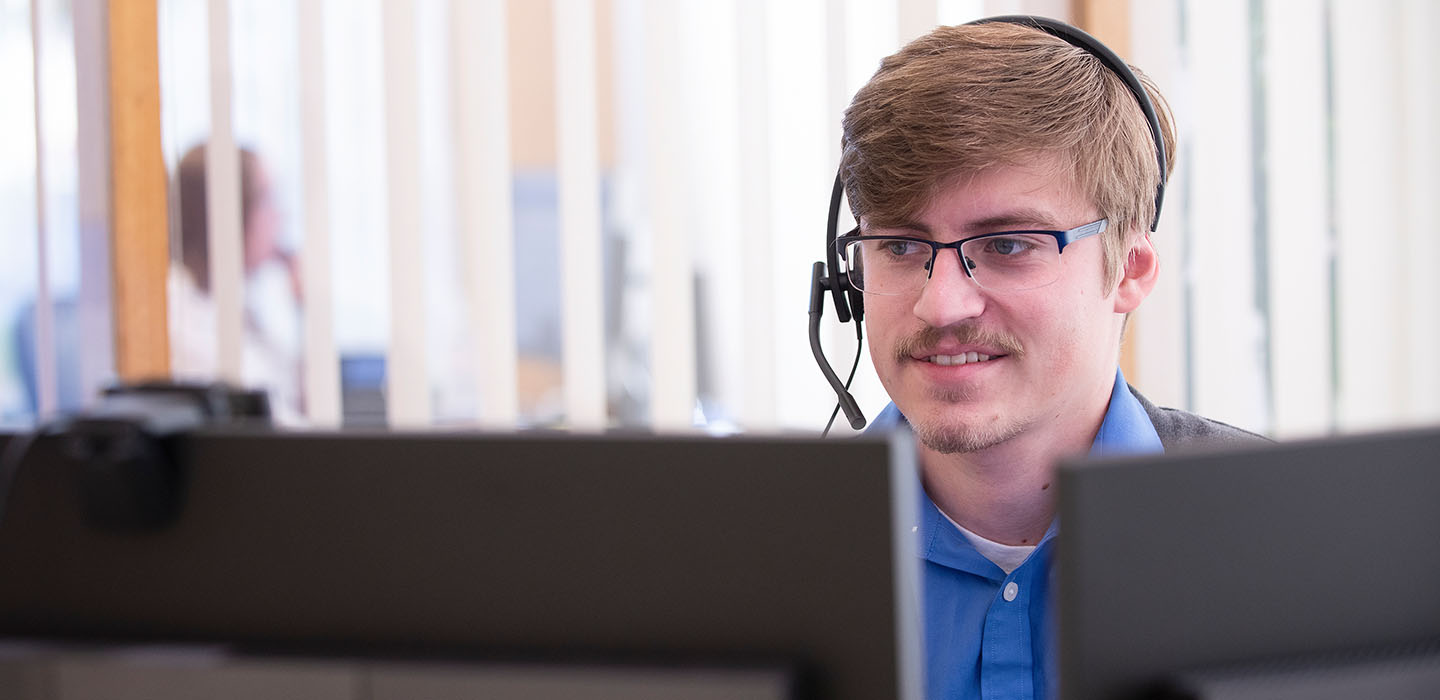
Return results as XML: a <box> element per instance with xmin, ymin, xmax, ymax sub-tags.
<box><xmin>867</xmin><ymin>369</ymin><xmax>1162</xmax><ymax>700</ymax></box>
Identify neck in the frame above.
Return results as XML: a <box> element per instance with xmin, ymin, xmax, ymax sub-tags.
<box><xmin>920</xmin><ymin>442</ymin><xmax>1063</xmax><ymax>547</ymax></box>
<box><xmin>920</xmin><ymin>371</ymin><xmax>1116</xmax><ymax>547</ymax></box>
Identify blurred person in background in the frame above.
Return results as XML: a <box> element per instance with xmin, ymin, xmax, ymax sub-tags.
<box><xmin>170</xmin><ymin>144</ymin><xmax>304</xmax><ymax>423</ymax></box>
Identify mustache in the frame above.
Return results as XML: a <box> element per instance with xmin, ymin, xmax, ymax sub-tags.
<box><xmin>893</xmin><ymin>323</ymin><xmax>1025</xmax><ymax>364</ymax></box>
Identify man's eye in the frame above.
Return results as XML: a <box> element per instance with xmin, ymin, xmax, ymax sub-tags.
<box><xmin>883</xmin><ymin>240</ymin><xmax>923</xmax><ymax>256</ymax></box>
<box><xmin>985</xmin><ymin>236</ymin><xmax>1035</xmax><ymax>256</ymax></box>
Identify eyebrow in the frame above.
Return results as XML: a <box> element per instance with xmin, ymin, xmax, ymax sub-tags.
<box><xmin>869</xmin><ymin>208</ymin><xmax>1065</xmax><ymax>236</ymax></box>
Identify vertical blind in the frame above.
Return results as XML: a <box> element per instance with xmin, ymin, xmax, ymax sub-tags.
<box><xmin>11</xmin><ymin>0</ymin><xmax>1440</xmax><ymax>437</ymax></box>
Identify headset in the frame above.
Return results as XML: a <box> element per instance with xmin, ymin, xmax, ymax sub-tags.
<box><xmin>810</xmin><ymin>15</ymin><xmax>1170</xmax><ymax>434</ymax></box>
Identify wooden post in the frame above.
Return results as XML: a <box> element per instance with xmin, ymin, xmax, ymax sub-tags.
<box><xmin>1074</xmin><ymin>0</ymin><xmax>1131</xmax><ymax>59</ymax></box>
<box><xmin>107</xmin><ymin>0</ymin><xmax>170</xmax><ymax>381</ymax></box>
<box><xmin>1074</xmin><ymin>0</ymin><xmax>1140</xmax><ymax>382</ymax></box>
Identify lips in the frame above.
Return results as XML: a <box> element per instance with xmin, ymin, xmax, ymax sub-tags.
<box><xmin>922</xmin><ymin>351</ymin><xmax>995</xmax><ymax>366</ymax></box>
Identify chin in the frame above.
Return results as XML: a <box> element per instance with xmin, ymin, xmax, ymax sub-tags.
<box><xmin>910</xmin><ymin>412</ymin><xmax>1028</xmax><ymax>455</ymax></box>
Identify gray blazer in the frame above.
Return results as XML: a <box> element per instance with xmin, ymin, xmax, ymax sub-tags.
<box><xmin>1131</xmin><ymin>386</ymin><xmax>1271</xmax><ymax>451</ymax></box>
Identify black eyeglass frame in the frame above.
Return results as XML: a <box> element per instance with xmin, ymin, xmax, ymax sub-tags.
<box><xmin>834</xmin><ymin>218</ymin><xmax>1109</xmax><ymax>294</ymax></box>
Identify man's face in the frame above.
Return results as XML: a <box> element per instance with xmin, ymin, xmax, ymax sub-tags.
<box><xmin>862</xmin><ymin>161</ymin><xmax>1131</xmax><ymax>454</ymax></box>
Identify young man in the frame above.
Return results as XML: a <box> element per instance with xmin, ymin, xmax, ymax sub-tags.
<box><xmin>838</xmin><ymin>19</ymin><xmax>1265</xmax><ymax>699</ymax></box>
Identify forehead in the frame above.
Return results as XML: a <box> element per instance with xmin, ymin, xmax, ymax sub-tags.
<box><xmin>863</xmin><ymin>158</ymin><xmax>1094</xmax><ymax>235</ymax></box>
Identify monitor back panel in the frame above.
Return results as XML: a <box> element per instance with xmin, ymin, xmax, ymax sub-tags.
<box><xmin>0</xmin><ymin>431</ymin><xmax>919</xmax><ymax>700</ymax></box>
<box><xmin>1058</xmin><ymin>427</ymin><xmax>1440</xmax><ymax>700</ymax></box>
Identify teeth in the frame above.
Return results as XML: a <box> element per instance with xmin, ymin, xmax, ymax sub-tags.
<box><xmin>926</xmin><ymin>352</ymin><xmax>993</xmax><ymax>366</ymax></box>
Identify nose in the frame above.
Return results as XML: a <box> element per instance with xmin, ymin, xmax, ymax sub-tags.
<box><xmin>912</xmin><ymin>247</ymin><xmax>986</xmax><ymax>327</ymax></box>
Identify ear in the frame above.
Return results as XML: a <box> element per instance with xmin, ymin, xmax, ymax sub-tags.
<box><xmin>1112</xmin><ymin>233</ymin><xmax>1159</xmax><ymax>314</ymax></box>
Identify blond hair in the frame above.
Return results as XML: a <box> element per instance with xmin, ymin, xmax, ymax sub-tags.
<box><xmin>840</xmin><ymin>21</ymin><xmax>1176</xmax><ymax>287</ymax></box>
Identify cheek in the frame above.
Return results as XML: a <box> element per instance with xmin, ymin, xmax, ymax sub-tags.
<box><xmin>863</xmin><ymin>326</ymin><xmax>903</xmax><ymax>399</ymax></box>
<box><xmin>862</xmin><ymin>301</ymin><xmax>911</xmax><ymax>377</ymax></box>
<box><xmin>1032</xmin><ymin>294</ymin><xmax>1115</xmax><ymax>377</ymax></box>
<box><xmin>1010</xmin><ymin>296</ymin><xmax>1088</xmax><ymax>365</ymax></box>
<box><xmin>862</xmin><ymin>297</ymin><xmax>908</xmax><ymax>342</ymax></box>
<box><xmin>864</xmin><ymin>317</ymin><xmax>899</xmax><ymax>370</ymax></box>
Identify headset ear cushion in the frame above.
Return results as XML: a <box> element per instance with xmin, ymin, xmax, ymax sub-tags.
<box><xmin>832</xmin><ymin>289</ymin><xmax>852</xmax><ymax>325</ymax></box>
<box><xmin>847</xmin><ymin>288</ymin><xmax>865</xmax><ymax>323</ymax></box>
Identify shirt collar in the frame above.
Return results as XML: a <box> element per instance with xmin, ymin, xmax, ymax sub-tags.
<box><xmin>1090</xmin><ymin>368</ymin><xmax>1165</xmax><ymax>457</ymax></box>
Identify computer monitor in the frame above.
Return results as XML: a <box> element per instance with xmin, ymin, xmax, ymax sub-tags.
<box><xmin>1058</xmin><ymin>426</ymin><xmax>1440</xmax><ymax>700</ymax></box>
<box><xmin>0</xmin><ymin>429</ymin><xmax>922</xmax><ymax>700</ymax></box>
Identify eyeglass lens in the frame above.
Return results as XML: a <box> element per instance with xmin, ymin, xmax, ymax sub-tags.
<box><xmin>844</xmin><ymin>233</ymin><xmax>1064</xmax><ymax>293</ymax></box>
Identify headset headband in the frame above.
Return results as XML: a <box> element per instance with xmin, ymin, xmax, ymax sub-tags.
<box><xmin>971</xmin><ymin>15</ymin><xmax>1167</xmax><ymax>230</ymax></box>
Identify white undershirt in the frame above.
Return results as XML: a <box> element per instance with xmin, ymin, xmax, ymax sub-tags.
<box><xmin>938</xmin><ymin>509</ymin><xmax>1038</xmax><ymax>575</ymax></box>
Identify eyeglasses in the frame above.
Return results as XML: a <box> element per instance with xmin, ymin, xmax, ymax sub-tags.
<box><xmin>835</xmin><ymin>219</ymin><xmax>1108</xmax><ymax>294</ymax></box>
